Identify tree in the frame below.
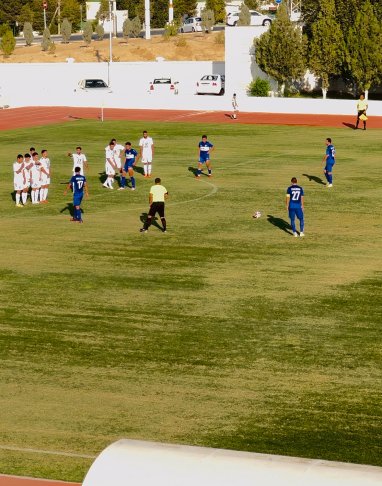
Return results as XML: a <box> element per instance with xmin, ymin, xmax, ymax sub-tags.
<box><xmin>41</xmin><ymin>27</ymin><xmax>52</xmax><ymax>51</ymax></box>
<box><xmin>244</xmin><ymin>0</ymin><xmax>259</xmax><ymax>10</ymax></box>
<box><xmin>309</xmin><ymin>0</ymin><xmax>344</xmax><ymax>98</ymax></box>
<box><xmin>118</xmin><ymin>0</ymin><xmax>144</xmax><ymax>19</ymax></box>
<box><xmin>173</xmin><ymin>0</ymin><xmax>197</xmax><ymax>19</ymax></box>
<box><xmin>237</xmin><ymin>3</ymin><xmax>251</xmax><ymax>26</ymax></box>
<box><xmin>201</xmin><ymin>8</ymin><xmax>215</xmax><ymax>33</ymax></box>
<box><xmin>255</xmin><ymin>3</ymin><xmax>306</xmax><ymax>94</ymax></box>
<box><xmin>122</xmin><ymin>17</ymin><xmax>132</xmax><ymax>41</ymax></box>
<box><xmin>61</xmin><ymin>0</ymin><xmax>81</xmax><ymax>30</ymax></box>
<box><xmin>18</xmin><ymin>4</ymin><xmax>35</xmax><ymax>26</ymax></box>
<box><xmin>346</xmin><ymin>0</ymin><xmax>382</xmax><ymax>96</ymax></box>
<box><xmin>0</xmin><ymin>30</ymin><xmax>16</xmax><ymax>57</ymax></box>
<box><xmin>82</xmin><ymin>20</ymin><xmax>93</xmax><ymax>45</ymax></box>
<box><xmin>151</xmin><ymin>0</ymin><xmax>169</xmax><ymax>28</ymax></box>
<box><xmin>23</xmin><ymin>21</ymin><xmax>34</xmax><ymax>46</ymax></box>
<box><xmin>95</xmin><ymin>23</ymin><xmax>105</xmax><ymax>40</ymax></box>
<box><xmin>205</xmin><ymin>0</ymin><xmax>225</xmax><ymax>23</ymax></box>
<box><xmin>130</xmin><ymin>16</ymin><xmax>142</xmax><ymax>37</ymax></box>
<box><xmin>96</xmin><ymin>0</ymin><xmax>110</xmax><ymax>22</ymax></box>
<box><xmin>61</xmin><ymin>18</ymin><xmax>72</xmax><ymax>43</ymax></box>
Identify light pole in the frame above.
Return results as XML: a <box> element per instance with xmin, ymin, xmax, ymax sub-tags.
<box><xmin>108</xmin><ymin>0</ymin><xmax>113</xmax><ymax>86</ymax></box>
<box><xmin>169</xmin><ymin>0</ymin><xmax>174</xmax><ymax>23</ymax></box>
<box><xmin>145</xmin><ymin>0</ymin><xmax>151</xmax><ymax>40</ymax></box>
<box><xmin>43</xmin><ymin>0</ymin><xmax>47</xmax><ymax>30</ymax></box>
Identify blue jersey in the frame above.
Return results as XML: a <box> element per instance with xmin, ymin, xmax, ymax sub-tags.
<box><xmin>199</xmin><ymin>140</ymin><xmax>213</xmax><ymax>160</ymax></box>
<box><xmin>287</xmin><ymin>184</ymin><xmax>304</xmax><ymax>209</ymax></box>
<box><xmin>125</xmin><ymin>148</ymin><xmax>138</xmax><ymax>166</ymax></box>
<box><xmin>326</xmin><ymin>144</ymin><xmax>336</xmax><ymax>164</ymax></box>
<box><xmin>70</xmin><ymin>174</ymin><xmax>86</xmax><ymax>195</ymax></box>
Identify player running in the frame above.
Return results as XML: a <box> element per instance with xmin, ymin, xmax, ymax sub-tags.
<box><xmin>286</xmin><ymin>177</ymin><xmax>305</xmax><ymax>238</ymax></box>
<box><xmin>119</xmin><ymin>142</ymin><xmax>139</xmax><ymax>191</ymax></box>
<box><xmin>67</xmin><ymin>146</ymin><xmax>88</xmax><ymax>175</ymax></box>
<box><xmin>64</xmin><ymin>166</ymin><xmax>89</xmax><ymax>223</ymax></box>
<box><xmin>39</xmin><ymin>149</ymin><xmax>51</xmax><ymax>203</ymax></box>
<box><xmin>139</xmin><ymin>130</ymin><xmax>154</xmax><ymax>178</ymax></box>
<box><xmin>196</xmin><ymin>135</ymin><xmax>214</xmax><ymax>179</ymax></box>
<box><xmin>323</xmin><ymin>138</ymin><xmax>336</xmax><ymax>188</ymax></box>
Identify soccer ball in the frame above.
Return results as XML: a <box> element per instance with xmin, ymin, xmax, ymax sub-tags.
<box><xmin>252</xmin><ymin>211</ymin><xmax>262</xmax><ymax>219</ymax></box>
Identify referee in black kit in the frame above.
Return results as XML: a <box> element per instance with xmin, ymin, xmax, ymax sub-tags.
<box><xmin>140</xmin><ymin>178</ymin><xmax>169</xmax><ymax>233</ymax></box>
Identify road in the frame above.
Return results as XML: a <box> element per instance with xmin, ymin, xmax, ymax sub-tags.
<box><xmin>16</xmin><ymin>25</ymin><xmax>225</xmax><ymax>45</ymax></box>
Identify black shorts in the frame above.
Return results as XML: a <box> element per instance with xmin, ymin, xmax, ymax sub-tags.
<box><xmin>148</xmin><ymin>202</ymin><xmax>165</xmax><ymax>218</ymax></box>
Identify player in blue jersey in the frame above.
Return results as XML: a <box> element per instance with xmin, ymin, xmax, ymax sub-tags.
<box><xmin>322</xmin><ymin>137</ymin><xmax>336</xmax><ymax>188</ymax></box>
<box><xmin>286</xmin><ymin>177</ymin><xmax>305</xmax><ymax>237</ymax></box>
<box><xmin>64</xmin><ymin>166</ymin><xmax>89</xmax><ymax>223</ymax></box>
<box><xmin>196</xmin><ymin>135</ymin><xmax>214</xmax><ymax>178</ymax></box>
<box><xmin>119</xmin><ymin>142</ymin><xmax>139</xmax><ymax>191</ymax></box>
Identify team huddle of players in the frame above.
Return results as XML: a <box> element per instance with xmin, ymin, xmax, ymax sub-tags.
<box><xmin>12</xmin><ymin>147</ymin><xmax>51</xmax><ymax>207</ymax></box>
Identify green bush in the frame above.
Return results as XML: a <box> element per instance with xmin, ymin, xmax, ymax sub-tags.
<box><xmin>61</xmin><ymin>18</ymin><xmax>72</xmax><ymax>44</ymax></box>
<box><xmin>248</xmin><ymin>77</ymin><xmax>271</xmax><ymax>97</ymax></box>
<box><xmin>41</xmin><ymin>27</ymin><xmax>52</xmax><ymax>51</ymax></box>
<box><xmin>0</xmin><ymin>24</ymin><xmax>11</xmax><ymax>37</ymax></box>
<box><xmin>95</xmin><ymin>23</ymin><xmax>105</xmax><ymax>40</ymax></box>
<box><xmin>130</xmin><ymin>16</ymin><xmax>142</xmax><ymax>38</ymax></box>
<box><xmin>163</xmin><ymin>21</ymin><xmax>179</xmax><ymax>40</ymax></box>
<box><xmin>0</xmin><ymin>29</ymin><xmax>16</xmax><ymax>57</ymax></box>
<box><xmin>23</xmin><ymin>21</ymin><xmax>34</xmax><ymax>46</ymax></box>
<box><xmin>82</xmin><ymin>21</ymin><xmax>93</xmax><ymax>45</ymax></box>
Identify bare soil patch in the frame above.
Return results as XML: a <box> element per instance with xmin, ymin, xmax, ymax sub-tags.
<box><xmin>1</xmin><ymin>32</ymin><xmax>224</xmax><ymax>63</ymax></box>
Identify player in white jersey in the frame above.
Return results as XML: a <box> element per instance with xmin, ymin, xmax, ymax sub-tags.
<box><xmin>103</xmin><ymin>141</ymin><xmax>117</xmax><ymax>189</ymax></box>
<box><xmin>139</xmin><ymin>130</ymin><xmax>154</xmax><ymax>178</ymax></box>
<box><xmin>109</xmin><ymin>138</ymin><xmax>124</xmax><ymax>171</ymax></box>
<box><xmin>68</xmin><ymin>146</ymin><xmax>88</xmax><ymax>175</ymax></box>
<box><xmin>13</xmin><ymin>154</ymin><xmax>26</xmax><ymax>207</ymax></box>
<box><xmin>39</xmin><ymin>149</ymin><xmax>51</xmax><ymax>203</ymax></box>
<box><xmin>30</xmin><ymin>152</ymin><xmax>42</xmax><ymax>204</ymax></box>
<box><xmin>23</xmin><ymin>153</ymin><xmax>33</xmax><ymax>202</ymax></box>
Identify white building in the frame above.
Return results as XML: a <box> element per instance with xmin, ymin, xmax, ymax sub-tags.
<box><xmin>86</xmin><ymin>0</ymin><xmax>128</xmax><ymax>34</ymax></box>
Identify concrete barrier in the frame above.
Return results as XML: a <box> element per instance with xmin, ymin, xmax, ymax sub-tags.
<box><xmin>82</xmin><ymin>439</ymin><xmax>382</xmax><ymax>486</ymax></box>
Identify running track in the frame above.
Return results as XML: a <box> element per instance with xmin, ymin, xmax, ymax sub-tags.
<box><xmin>0</xmin><ymin>105</ymin><xmax>381</xmax><ymax>486</ymax></box>
<box><xmin>1</xmin><ymin>106</ymin><xmax>382</xmax><ymax>130</ymax></box>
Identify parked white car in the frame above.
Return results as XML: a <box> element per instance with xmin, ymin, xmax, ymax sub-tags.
<box><xmin>149</xmin><ymin>78</ymin><xmax>179</xmax><ymax>94</ymax></box>
<box><xmin>226</xmin><ymin>10</ymin><xmax>272</xmax><ymax>26</ymax></box>
<box><xmin>196</xmin><ymin>74</ymin><xmax>225</xmax><ymax>96</ymax></box>
<box><xmin>77</xmin><ymin>79</ymin><xmax>111</xmax><ymax>91</ymax></box>
<box><xmin>180</xmin><ymin>17</ymin><xmax>203</xmax><ymax>33</ymax></box>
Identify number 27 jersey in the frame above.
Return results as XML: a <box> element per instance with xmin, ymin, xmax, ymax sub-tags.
<box><xmin>287</xmin><ymin>185</ymin><xmax>304</xmax><ymax>208</ymax></box>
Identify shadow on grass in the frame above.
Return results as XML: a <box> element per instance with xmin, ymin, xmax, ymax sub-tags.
<box><xmin>302</xmin><ymin>173</ymin><xmax>326</xmax><ymax>185</ymax></box>
<box><xmin>140</xmin><ymin>212</ymin><xmax>162</xmax><ymax>231</ymax></box>
<box><xmin>343</xmin><ymin>122</ymin><xmax>356</xmax><ymax>130</ymax></box>
<box><xmin>267</xmin><ymin>214</ymin><xmax>293</xmax><ymax>235</ymax></box>
<box><xmin>60</xmin><ymin>202</ymin><xmax>76</xmax><ymax>217</ymax></box>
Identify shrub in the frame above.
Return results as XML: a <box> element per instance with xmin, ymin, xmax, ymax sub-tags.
<box><xmin>0</xmin><ymin>30</ymin><xmax>16</xmax><ymax>57</ymax></box>
<box><xmin>122</xmin><ymin>18</ymin><xmax>132</xmax><ymax>40</ymax></box>
<box><xmin>163</xmin><ymin>21</ymin><xmax>178</xmax><ymax>39</ymax></box>
<box><xmin>61</xmin><ymin>18</ymin><xmax>72</xmax><ymax>44</ymax></box>
<box><xmin>214</xmin><ymin>31</ymin><xmax>224</xmax><ymax>44</ymax></box>
<box><xmin>130</xmin><ymin>16</ymin><xmax>142</xmax><ymax>38</ymax></box>
<box><xmin>201</xmin><ymin>9</ymin><xmax>214</xmax><ymax>33</ymax></box>
<box><xmin>237</xmin><ymin>4</ymin><xmax>250</xmax><ymax>26</ymax></box>
<box><xmin>175</xmin><ymin>35</ymin><xmax>187</xmax><ymax>47</ymax></box>
<box><xmin>0</xmin><ymin>25</ymin><xmax>11</xmax><ymax>38</ymax></box>
<box><xmin>41</xmin><ymin>27</ymin><xmax>52</xmax><ymax>51</ymax></box>
<box><xmin>23</xmin><ymin>22</ymin><xmax>34</xmax><ymax>46</ymax></box>
<box><xmin>82</xmin><ymin>21</ymin><xmax>93</xmax><ymax>45</ymax></box>
<box><xmin>248</xmin><ymin>77</ymin><xmax>271</xmax><ymax>96</ymax></box>
<box><xmin>49</xmin><ymin>41</ymin><xmax>56</xmax><ymax>55</ymax></box>
<box><xmin>95</xmin><ymin>23</ymin><xmax>105</xmax><ymax>40</ymax></box>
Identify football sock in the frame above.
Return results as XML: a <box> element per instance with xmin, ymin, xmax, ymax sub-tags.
<box><xmin>161</xmin><ymin>217</ymin><xmax>166</xmax><ymax>231</ymax></box>
<box><xmin>22</xmin><ymin>192</ymin><xmax>27</xmax><ymax>204</ymax></box>
<box><xmin>39</xmin><ymin>189</ymin><xmax>44</xmax><ymax>201</ymax></box>
<box><xmin>147</xmin><ymin>164</ymin><xmax>152</xmax><ymax>176</ymax></box>
<box><xmin>208</xmin><ymin>168</ymin><xmax>212</xmax><ymax>175</ymax></box>
<box><xmin>324</xmin><ymin>171</ymin><xmax>329</xmax><ymax>182</ymax></box>
<box><xmin>44</xmin><ymin>188</ymin><xmax>48</xmax><ymax>200</ymax></box>
<box><xmin>144</xmin><ymin>164</ymin><xmax>148</xmax><ymax>176</ymax></box>
<box><xmin>131</xmin><ymin>176</ymin><xmax>135</xmax><ymax>188</ymax></box>
<box><xmin>31</xmin><ymin>190</ymin><xmax>36</xmax><ymax>203</ymax></box>
<box><xmin>16</xmin><ymin>193</ymin><xmax>20</xmax><ymax>204</ymax></box>
<box><xmin>197</xmin><ymin>168</ymin><xmax>201</xmax><ymax>176</ymax></box>
<box><xmin>121</xmin><ymin>176</ymin><xmax>126</xmax><ymax>188</ymax></box>
<box><xmin>327</xmin><ymin>173</ymin><xmax>333</xmax><ymax>184</ymax></box>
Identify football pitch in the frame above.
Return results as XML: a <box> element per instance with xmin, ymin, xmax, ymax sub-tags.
<box><xmin>0</xmin><ymin>119</ymin><xmax>381</xmax><ymax>482</ymax></box>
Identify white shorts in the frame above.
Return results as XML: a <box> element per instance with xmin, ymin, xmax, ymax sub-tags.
<box><xmin>114</xmin><ymin>158</ymin><xmax>122</xmax><ymax>170</ymax></box>
<box><xmin>14</xmin><ymin>177</ymin><xmax>24</xmax><ymax>191</ymax></box>
<box><xmin>31</xmin><ymin>181</ymin><xmax>41</xmax><ymax>189</ymax></box>
<box><xmin>106</xmin><ymin>164</ymin><xmax>115</xmax><ymax>176</ymax></box>
<box><xmin>142</xmin><ymin>155</ymin><xmax>153</xmax><ymax>163</ymax></box>
<box><xmin>40</xmin><ymin>176</ymin><xmax>50</xmax><ymax>186</ymax></box>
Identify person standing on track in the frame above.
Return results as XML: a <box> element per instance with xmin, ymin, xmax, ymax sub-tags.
<box><xmin>286</xmin><ymin>177</ymin><xmax>305</xmax><ymax>238</ymax></box>
<box><xmin>355</xmin><ymin>93</ymin><xmax>368</xmax><ymax>130</ymax></box>
<box><xmin>140</xmin><ymin>177</ymin><xmax>168</xmax><ymax>233</ymax></box>
<box><xmin>139</xmin><ymin>130</ymin><xmax>154</xmax><ymax>178</ymax></box>
<box><xmin>231</xmin><ymin>93</ymin><xmax>238</xmax><ymax>119</ymax></box>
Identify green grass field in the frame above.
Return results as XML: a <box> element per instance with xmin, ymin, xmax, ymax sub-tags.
<box><xmin>0</xmin><ymin>120</ymin><xmax>381</xmax><ymax>482</ymax></box>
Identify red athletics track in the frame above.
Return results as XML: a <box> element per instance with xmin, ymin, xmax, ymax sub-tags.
<box><xmin>0</xmin><ymin>104</ymin><xmax>380</xmax><ymax>486</ymax></box>
<box><xmin>1</xmin><ymin>106</ymin><xmax>382</xmax><ymax>130</ymax></box>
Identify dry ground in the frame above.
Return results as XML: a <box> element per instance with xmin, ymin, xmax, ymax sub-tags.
<box><xmin>1</xmin><ymin>31</ymin><xmax>225</xmax><ymax>63</ymax></box>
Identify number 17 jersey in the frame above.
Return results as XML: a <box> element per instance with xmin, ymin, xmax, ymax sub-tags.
<box><xmin>70</xmin><ymin>174</ymin><xmax>86</xmax><ymax>195</ymax></box>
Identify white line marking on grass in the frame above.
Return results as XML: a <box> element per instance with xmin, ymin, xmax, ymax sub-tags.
<box><xmin>162</xmin><ymin>111</ymin><xmax>215</xmax><ymax>122</ymax></box>
<box><xmin>0</xmin><ymin>445</ymin><xmax>95</xmax><ymax>459</ymax></box>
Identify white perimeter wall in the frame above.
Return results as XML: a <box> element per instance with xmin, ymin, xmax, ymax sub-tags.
<box><xmin>1</xmin><ymin>27</ymin><xmax>382</xmax><ymax>116</ymax></box>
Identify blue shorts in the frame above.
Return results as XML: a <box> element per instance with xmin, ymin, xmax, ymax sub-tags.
<box><xmin>325</xmin><ymin>163</ymin><xmax>335</xmax><ymax>172</ymax></box>
<box><xmin>199</xmin><ymin>156</ymin><xmax>210</xmax><ymax>163</ymax></box>
<box><xmin>73</xmin><ymin>194</ymin><xmax>83</xmax><ymax>207</ymax></box>
<box><xmin>124</xmin><ymin>161</ymin><xmax>134</xmax><ymax>171</ymax></box>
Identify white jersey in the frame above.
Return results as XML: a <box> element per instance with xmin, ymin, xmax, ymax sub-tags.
<box><xmin>105</xmin><ymin>147</ymin><xmax>116</xmax><ymax>175</ymax></box>
<box><xmin>72</xmin><ymin>153</ymin><xmax>87</xmax><ymax>174</ymax></box>
<box><xmin>40</xmin><ymin>157</ymin><xmax>51</xmax><ymax>184</ymax></box>
<box><xmin>13</xmin><ymin>161</ymin><xmax>25</xmax><ymax>190</ymax></box>
<box><xmin>112</xmin><ymin>144</ymin><xmax>124</xmax><ymax>169</ymax></box>
<box><xmin>139</xmin><ymin>136</ymin><xmax>154</xmax><ymax>163</ymax></box>
<box><xmin>23</xmin><ymin>158</ymin><xmax>33</xmax><ymax>183</ymax></box>
<box><xmin>30</xmin><ymin>162</ymin><xmax>42</xmax><ymax>188</ymax></box>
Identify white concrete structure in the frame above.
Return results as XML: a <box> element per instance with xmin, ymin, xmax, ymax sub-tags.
<box><xmin>82</xmin><ymin>439</ymin><xmax>382</xmax><ymax>486</ymax></box>
<box><xmin>86</xmin><ymin>0</ymin><xmax>128</xmax><ymax>34</ymax></box>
